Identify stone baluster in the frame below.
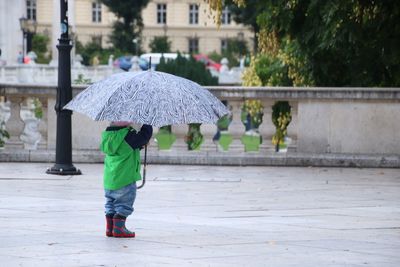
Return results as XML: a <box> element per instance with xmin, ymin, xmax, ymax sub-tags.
<box><xmin>37</xmin><ymin>97</ymin><xmax>48</xmax><ymax>149</ymax></box>
<box><xmin>227</xmin><ymin>100</ymin><xmax>245</xmax><ymax>152</ymax></box>
<box><xmin>4</xmin><ymin>96</ymin><xmax>25</xmax><ymax>149</ymax></box>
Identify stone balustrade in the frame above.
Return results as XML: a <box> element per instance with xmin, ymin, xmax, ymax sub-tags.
<box><xmin>0</xmin><ymin>83</ymin><xmax>399</xmax><ymax>167</ymax></box>
<box><xmin>0</xmin><ymin>64</ymin><xmax>123</xmax><ymax>85</ymax></box>
<box><xmin>0</xmin><ymin>59</ymin><xmax>243</xmax><ymax>85</ymax></box>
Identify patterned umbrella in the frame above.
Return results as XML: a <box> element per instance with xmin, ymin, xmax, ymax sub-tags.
<box><xmin>64</xmin><ymin>70</ymin><xmax>229</xmax><ymax>127</ymax></box>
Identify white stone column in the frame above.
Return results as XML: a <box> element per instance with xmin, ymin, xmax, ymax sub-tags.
<box><xmin>4</xmin><ymin>96</ymin><xmax>25</xmax><ymax>149</ymax></box>
<box><xmin>228</xmin><ymin>100</ymin><xmax>245</xmax><ymax>151</ymax></box>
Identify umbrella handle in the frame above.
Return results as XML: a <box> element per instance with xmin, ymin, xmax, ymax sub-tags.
<box><xmin>137</xmin><ymin>144</ymin><xmax>147</xmax><ymax>189</ymax></box>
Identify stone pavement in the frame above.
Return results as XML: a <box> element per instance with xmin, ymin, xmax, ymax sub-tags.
<box><xmin>0</xmin><ymin>163</ymin><xmax>399</xmax><ymax>267</ymax></box>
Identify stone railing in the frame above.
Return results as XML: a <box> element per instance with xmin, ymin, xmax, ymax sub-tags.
<box><xmin>0</xmin><ymin>83</ymin><xmax>399</xmax><ymax>166</ymax></box>
<box><xmin>0</xmin><ymin>64</ymin><xmax>123</xmax><ymax>85</ymax></box>
<box><xmin>0</xmin><ymin>59</ymin><xmax>244</xmax><ymax>85</ymax></box>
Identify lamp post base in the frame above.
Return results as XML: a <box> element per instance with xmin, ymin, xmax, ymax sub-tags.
<box><xmin>46</xmin><ymin>164</ymin><xmax>82</xmax><ymax>175</ymax></box>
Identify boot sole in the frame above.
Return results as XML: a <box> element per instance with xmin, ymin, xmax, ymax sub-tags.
<box><xmin>113</xmin><ymin>234</ymin><xmax>136</xmax><ymax>238</ymax></box>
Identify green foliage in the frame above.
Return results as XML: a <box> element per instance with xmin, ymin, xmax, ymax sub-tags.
<box><xmin>216</xmin><ymin>114</ymin><xmax>232</xmax><ymax>131</ymax></box>
<box><xmin>224</xmin><ymin>38</ymin><xmax>249</xmax><ymax>68</ymax></box>
<box><xmin>100</xmin><ymin>0</ymin><xmax>149</xmax><ymax>54</ymax></box>
<box><xmin>207</xmin><ymin>38</ymin><xmax>249</xmax><ymax>68</ymax></box>
<box><xmin>255</xmin><ymin>54</ymin><xmax>292</xmax><ymax>86</ymax></box>
<box><xmin>208</xmin><ymin>51</ymin><xmax>223</xmax><ymax>64</ymax></box>
<box><xmin>155</xmin><ymin>126</ymin><xmax>176</xmax><ymax>150</ymax></box>
<box><xmin>0</xmin><ymin>121</ymin><xmax>10</xmax><ymax>147</ymax></box>
<box><xmin>256</xmin><ymin>0</ymin><xmax>400</xmax><ymax>86</ymax></box>
<box><xmin>271</xmin><ymin>101</ymin><xmax>292</xmax><ymax>147</ymax></box>
<box><xmin>241</xmin><ymin>99</ymin><xmax>264</xmax><ymax>129</ymax></box>
<box><xmin>158</xmin><ymin>125</ymin><xmax>172</xmax><ymax>134</ymax></box>
<box><xmin>226</xmin><ymin>0</ymin><xmax>261</xmax><ymax>52</ymax></box>
<box><xmin>156</xmin><ymin>53</ymin><xmax>218</xmax><ymax>86</ymax></box>
<box><xmin>185</xmin><ymin>123</ymin><xmax>203</xmax><ymax>150</ymax></box>
<box><xmin>75</xmin><ymin>40</ymin><xmax>123</xmax><ymax>66</ymax></box>
<box><xmin>241</xmin><ymin>55</ymin><xmax>262</xmax><ymax>86</ymax></box>
<box><xmin>74</xmin><ymin>74</ymin><xmax>92</xmax><ymax>84</ymax></box>
<box><xmin>33</xmin><ymin>98</ymin><xmax>43</xmax><ymax>119</ymax></box>
<box><xmin>32</xmin><ymin>34</ymin><xmax>50</xmax><ymax>64</ymax></box>
<box><xmin>149</xmin><ymin>36</ymin><xmax>171</xmax><ymax>53</ymax></box>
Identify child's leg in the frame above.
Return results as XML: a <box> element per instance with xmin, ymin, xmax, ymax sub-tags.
<box><xmin>104</xmin><ymin>191</ymin><xmax>116</xmax><ymax>216</ymax></box>
<box><xmin>113</xmin><ymin>182</ymin><xmax>137</xmax><ymax>218</ymax></box>
<box><xmin>104</xmin><ymin>191</ymin><xmax>116</xmax><ymax>237</ymax></box>
<box><xmin>111</xmin><ymin>183</ymin><xmax>137</xmax><ymax>238</ymax></box>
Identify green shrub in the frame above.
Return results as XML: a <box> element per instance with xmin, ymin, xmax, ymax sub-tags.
<box><xmin>156</xmin><ymin>53</ymin><xmax>218</xmax><ymax>86</ymax></box>
<box><xmin>75</xmin><ymin>40</ymin><xmax>124</xmax><ymax>66</ymax></box>
<box><xmin>32</xmin><ymin>34</ymin><xmax>50</xmax><ymax>64</ymax></box>
<box><xmin>149</xmin><ymin>36</ymin><xmax>171</xmax><ymax>53</ymax></box>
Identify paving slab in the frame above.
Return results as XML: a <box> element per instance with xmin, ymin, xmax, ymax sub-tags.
<box><xmin>0</xmin><ymin>163</ymin><xmax>399</xmax><ymax>266</ymax></box>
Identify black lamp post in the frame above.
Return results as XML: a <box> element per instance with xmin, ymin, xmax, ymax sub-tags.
<box><xmin>47</xmin><ymin>0</ymin><xmax>81</xmax><ymax>175</ymax></box>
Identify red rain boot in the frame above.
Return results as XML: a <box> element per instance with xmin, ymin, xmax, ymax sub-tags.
<box><xmin>112</xmin><ymin>215</ymin><xmax>135</xmax><ymax>238</ymax></box>
<box><xmin>105</xmin><ymin>214</ymin><xmax>114</xmax><ymax>237</ymax></box>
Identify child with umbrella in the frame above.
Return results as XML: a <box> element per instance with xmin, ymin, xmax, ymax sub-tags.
<box><xmin>100</xmin><ymin>121</ymin><xmax>152</xmax><ymax>238</ymax></box>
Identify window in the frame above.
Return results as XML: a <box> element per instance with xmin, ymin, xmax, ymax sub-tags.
<box><xmin>92</xmin><ymin>1</ymin><xmax>102</xmax><ymax>23</ymax></box>
<box><xmin>189</xmin><ymin>4</ymin><xmax>199</xmax><ymax>25</ymax></box>
<box><xmin>221</xmin><ymin>6</ymin><xmax>231</xmax><ymax>25</ymax></box>
<box><xmin>221</xmin><ymin>39</ymin><xmax>228</xmax><ymax>52</ymax></box>
<box><xmin>157</xmin><ymin>4</ymin><xmax>167</xmax><ymax>24</ymax></box>
<box><xmin>188</xmin><ymin>38</ymin><xmax>199</xmax><ymax>53</ymax></box>
<box><xmin>26</xmin><ymin>0</ymin><xmax>36</xmax><ymax>21</ymax></box>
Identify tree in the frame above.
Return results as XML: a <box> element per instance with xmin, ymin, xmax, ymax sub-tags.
<box><xmin>149</xmin><ymin>36</ymin><xmax>172</xmax><ymax>53</ymax></box>
<box><xmin>100</xmin><ymin>0</ymin><xmax>149</xmax><ymax>54</ymax></box>
<box><xmin>75</xmin><ymin>39</ymin><xmax>123</xmax><ymax>66</ymax></box>
<box><xmin>256</xmin><ymin>0</ymin><xmax>400</xmax><ymax>86</ymax></box>
<box><xmin>209</xmin><ymin>0</ymin><xmax>400</xmax><ymax>87</ymax></box>
<box><xmin>208</xmin><ymin>38</ymin><xmax>249</xmax><ymax>68</ymax></box>
<box><xmin>225</xmin><ymin>0</ymin><xmax>261</xmax><ymax>52</ymax></box>
<box><xmin>156</xmin><ymin>54</ymin><xmax>218</xmax><ymax>86</ymax></box>
<box><xmin>32</xmin><ymin>34</ymin><xmax>50</xmax><ymax>64</ymax></box>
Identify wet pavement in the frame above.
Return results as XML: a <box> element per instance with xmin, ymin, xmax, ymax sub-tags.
<box><xmin>0</xmin><ymin>163</ymin><xmax>399</xmax><ymax>266</ymax></box>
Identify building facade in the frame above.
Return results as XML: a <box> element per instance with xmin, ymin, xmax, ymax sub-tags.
<box><xmin>140</xmin><ymin>0</ymin><xmax>253</xmax><ymax>54</ymax></box>
<box><xmin>0</xmin><ymin>0</ymin><xmax>253</xmax><ymax>65</ymax></box>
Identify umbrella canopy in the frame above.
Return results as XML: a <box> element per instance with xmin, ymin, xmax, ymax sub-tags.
<box><xmin>64</xmin><ymin>71</ymin><xmax>229</xmax><ymax>127</ymax></box>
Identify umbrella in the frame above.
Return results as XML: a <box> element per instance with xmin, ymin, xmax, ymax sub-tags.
<box><xmin>64</xmin><ymin>71</ymin><xmax>228</xmax><ymax>127</ymax></box>
<box><xmin>64</xmin><ymin>70</ymin><xmax>229</xmax><ymax>188</ymax></box>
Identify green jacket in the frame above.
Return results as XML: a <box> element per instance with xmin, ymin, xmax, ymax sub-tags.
<box><xmin>100</xmin><ymin>127</ymin><xmax>141</xmax><ymax>190</ymax></box>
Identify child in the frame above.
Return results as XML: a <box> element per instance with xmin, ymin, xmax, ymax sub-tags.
<box><xmin>100</xmin><ymin>121</ymin><xmax>153</xmax><ymax>238</ymax></box>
